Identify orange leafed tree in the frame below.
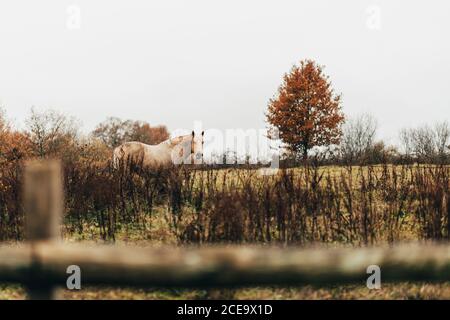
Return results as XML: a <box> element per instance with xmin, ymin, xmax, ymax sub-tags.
<box><xmin>266</xmin><ymin>60</ymin><xmax>345</xmax><ymax>160</ymax></box>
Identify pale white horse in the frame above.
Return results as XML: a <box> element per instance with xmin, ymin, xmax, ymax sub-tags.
<box><xmin>113</xmin><ymin>131</ymin><xmax>204</xmax><ymax>169</ymax></box>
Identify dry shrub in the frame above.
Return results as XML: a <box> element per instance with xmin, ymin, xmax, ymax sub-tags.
<box><xmin>0</xmin><ymin>145</ymin><xmax>448</xmax><ymax>246</ymax></box>
<box><xmin>176</xmin><ymin>164</ymin><xmax>449</xmax><ymax>246</ymax></box>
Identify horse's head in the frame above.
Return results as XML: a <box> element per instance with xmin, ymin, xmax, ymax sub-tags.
<box><xmin>191</xmin><ymin>130</ymin><xmax>204</xmax><ymax>164</ymax></box>
<box><xmin>170</xmin><ymin>131</ymin><xmax>204</xmax><ymax>164</ymax></box>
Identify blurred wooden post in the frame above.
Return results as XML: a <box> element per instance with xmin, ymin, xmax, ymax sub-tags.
<box><xmin>24</xmin><ymin>159</ymin><xmax>63</xmax><ymax>300</ymax></box>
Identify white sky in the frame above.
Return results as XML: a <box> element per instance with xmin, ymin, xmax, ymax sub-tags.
<box><xmin>0</xmin><ymin>0</ymin><xmax>449</xmax><ymax>148</ymax></box>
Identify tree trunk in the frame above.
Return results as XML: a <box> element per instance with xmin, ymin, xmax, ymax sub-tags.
<box><xmin>302</xmin><ymin>145</ymin><xmax>308</xmax><ymax>162</ymax></box>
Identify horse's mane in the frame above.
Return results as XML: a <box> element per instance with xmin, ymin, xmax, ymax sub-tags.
<box><xmin>162</xmin><ymin>134</ymin><xmax>191</xmax><ymax>146</ymax></box>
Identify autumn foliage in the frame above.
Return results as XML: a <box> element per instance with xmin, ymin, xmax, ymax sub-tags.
<box><xmin>92</xmin><ymin>117</ymin><xmax>169</xmax><ymax>148</ymax></box>
<box><xmin>267</xmin><ymin>60</ymin><xmax>345</xmax><ymax>159</ymax></box>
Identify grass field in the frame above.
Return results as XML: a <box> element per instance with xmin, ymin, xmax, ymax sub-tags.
<box><xmin>2</xmin><ymin>279</ymin><xmax>450</xmax><ymax>300</ymax></box>
<box><xmin>1</xmin><ymin>164</ymin><xmax>449</xmax><ymax>299</ymax></box>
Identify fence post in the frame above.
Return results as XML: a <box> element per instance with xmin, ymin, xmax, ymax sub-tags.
<box><xmin>23</xmin><ymin>159</ymin><xmax>63</xmax><ymax>300</ymax></box>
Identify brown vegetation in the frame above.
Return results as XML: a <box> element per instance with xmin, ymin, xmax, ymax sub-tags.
<box><xmin>0</xmin><ymin>107</ymin><xmax>448</xmax><ymax>245</ymax></box>
<box><xmin>1</xmin><ymin>151</ymin><xmax>449</xmax><ymax>245</ymax></box>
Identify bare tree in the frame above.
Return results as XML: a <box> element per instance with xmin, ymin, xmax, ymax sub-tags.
<box><xmin>92</xmin><ymin>117</ymin><xmax>169</xmax><ymax>149</ymax></box>
<box><xmin>0</xmin><ymin>105</ymin><xmax>8</xmax><ymax>133</ymax></box>
<box><xmin>25</xmin><ymin>108</ymin><xmax>80</xmax><ymax>157</ymax></box>
<box><xmin>339</xmin><ymin>113</ymin><xmax>377</xmax><ymax>163</ymax></box>
<box><xmin>399</xmin><ymin>128</ymin><xmax>413</xmax><ymax>160</ymax></box>
<box><xmin>400</xmin><ymin>121</ymin><xmax>449</xmax><ymax>163</ymax></box>
<box><xmin>91</xmin><ymin>117</ymin><xmax>132</xmax><ymax>148</ymax></box>
<box><xmin>434</xmin><ymin>121</ymin><xmax>450</xmax><ymax>161</ymax></box>
<box><xmin>410</xmin><ymin>125</ymin><xmax>435</xmax><ymax>161</ymax></box>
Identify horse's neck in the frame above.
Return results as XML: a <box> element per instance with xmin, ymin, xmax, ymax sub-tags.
<box><xmin>148</xmin><ymin>139</ymin><xmax>178</xmax><ymax>155</ymax></box>
<box><xmin>165</xmin><ymin>135</ymin><xmax>190</xmax><ymax>150</ymax></box>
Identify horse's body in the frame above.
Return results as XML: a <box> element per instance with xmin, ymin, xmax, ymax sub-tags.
<box><xmin>113</xmin><ymin>132</ymin><xmax>203</xmax><ymax>168</ymax></box>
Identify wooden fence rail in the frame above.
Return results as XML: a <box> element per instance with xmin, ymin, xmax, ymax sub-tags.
<box><xmin>1</xmin><ymin>243</ymin><xmax>450</xmax><ymax>289</ymax></box>
<box><xmin>0</xmin><ymin>159</ymin><xmax>449</xmax><ymax>299</ymax></box>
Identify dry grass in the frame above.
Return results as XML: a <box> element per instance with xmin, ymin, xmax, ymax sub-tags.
<box><xmin>2</xmin><ymin>283</ymin><xmax>450</xmax><ymax>300</ymax></box>
<box><xmin>0</xmin><ymin>162</ymin><xmax>449</xmax><ymax>299</ymax></box>
<box><xmin>2</xmin><ymin>160</ymin><xmax>448</xmax><ymax>245</ymax></box>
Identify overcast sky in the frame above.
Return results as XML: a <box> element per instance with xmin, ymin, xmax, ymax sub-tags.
<box><xmin>0</xmin><ymin>0</ymin><xmax>449</xmax><ymax>146</ymax></box>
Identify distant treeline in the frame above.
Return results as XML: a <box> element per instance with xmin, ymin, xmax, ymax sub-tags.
<box><xmin>0</xmin><ymin>108</ymin><xmax>449</xmax><ymax>169</ymax></box>
<box><xmin>0</xmin><ymin>107</ymin><xmax>169</xmax><ymax>165</ymax></box>
<box><xmin>213</xmin><ymin>114</ymin><xmax>450</xmax><ymax>167</ymax></box>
